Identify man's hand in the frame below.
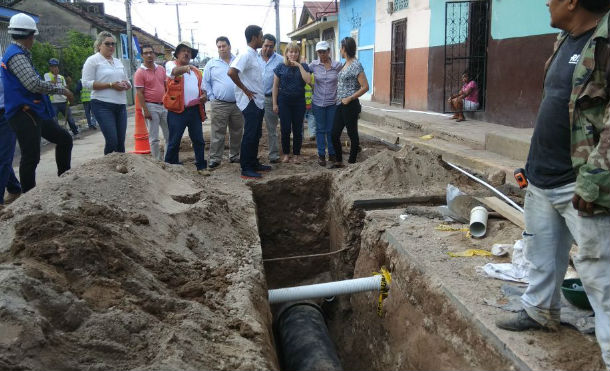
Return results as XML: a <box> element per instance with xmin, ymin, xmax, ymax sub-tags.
<box><xmin>143</xmin><ymin>109</ymin><xmax>152</xmax><ymax>120</ymax></box>
<box><xmin>244</xmin><ymin>88</ymin><xmax>255</xmax><ymax>101</ymax></box>
<box><xmin>199</xmin><ymin>91</ymin><xmax>207</xmax><ymax>104</ymax></box>
<box><xmin>63</xmin><ymin>89</ymin><xmax>74</xmax><ymax>103</ymax></box>
<box><xmin>273</xmin><ymin>104</ymin><xmax>279</xmax><ymax>114</ymax></box>
<box><xmin>341</xmin><ymin>97</ymin><xmax>352</xmax><ymax>105</ymax></box>
<box><xmin>572</xmin><ymin>194</ymin><xmax>595</xmax><ymax>215</ymax></box>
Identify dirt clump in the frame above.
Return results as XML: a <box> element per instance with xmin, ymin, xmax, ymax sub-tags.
<box><xmin>0</xmin><ymin>154</ymin><xmax>277</xmax><ymax>371</ymax></box>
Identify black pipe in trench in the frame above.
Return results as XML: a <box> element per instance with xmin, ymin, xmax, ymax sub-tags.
<box><xmin>275</xmin><ymin>302</ymin><xmax>343</xmax><ymax>371</ymax></box>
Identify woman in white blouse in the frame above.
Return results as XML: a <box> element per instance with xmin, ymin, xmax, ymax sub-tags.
<box><xmin>81</xmin><ymin>31</ymin><xmax>131</xmax><ymax>154</ymax></box>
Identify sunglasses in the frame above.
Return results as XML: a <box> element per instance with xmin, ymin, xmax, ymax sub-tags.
<box><xmin>104</xmin><ymin>42</ymin><xmax>116</xmax><ymax>47</ymax></box>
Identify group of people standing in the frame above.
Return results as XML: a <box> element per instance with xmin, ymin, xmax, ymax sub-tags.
<box><xmin>0</xmin><ymin>14</ymin><xmax>369</xmax><ymax>205</ymax></box>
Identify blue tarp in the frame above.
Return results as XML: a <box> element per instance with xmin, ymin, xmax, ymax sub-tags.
<box><xmin>0</xmin><ymin>7</ymin><xmax>40</xmax><ymax>22</ymax></box>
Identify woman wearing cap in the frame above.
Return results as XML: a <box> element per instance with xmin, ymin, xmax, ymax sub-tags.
<box><xmin>272</xmin><ymin>42</ymin><xmax>311</xmax><ymax>163</ymax></box>
<box><xmin>309</xmin><ymin>40</ymin><xmax>342</xmax><ymax>166</ymax></box>
<box><xmin>330</xmin><ymin>37</ymin><xmax>369</xmax><ymax>168</ymax></box>
<box><xmin>81</xmin><ymin>31</ymin><xmax>131</xmax><ymax>155</ymax></box>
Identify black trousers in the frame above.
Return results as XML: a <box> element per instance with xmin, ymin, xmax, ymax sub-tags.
<box><xmin>8</xmin><ymin>109</ymin><xmax>72</xmax><ymax>193</ymax></box>
<box><xmin>331</xmin><ymin>99</ymin><xmax>361</xmax><ymax>163</ymax></box>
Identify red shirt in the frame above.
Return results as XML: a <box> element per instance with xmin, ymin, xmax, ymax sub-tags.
<box><xmin>133</xmin><ymin>63</ymin><xmax>166</xmax><ymax>103</ymax></box>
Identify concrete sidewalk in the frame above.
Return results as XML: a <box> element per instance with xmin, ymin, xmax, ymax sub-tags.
<box><xmin>358</xmin><ymin>100</ymin><xmax>534</xmax><ymax>188</ymax></box>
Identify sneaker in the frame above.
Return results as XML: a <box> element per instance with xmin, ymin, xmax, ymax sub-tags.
<box><xmin>269</xmin><ymin>158</ymin><xmax>280</xmax><ymax>164</ymax></box>
<box><xmin>256</xmin><ymin>164</ymin><xmax>272</xmax><ymax>172</ymax></box>
<box><xmin>197</xmin><ymin>169</ymin><xmax>211</xmax><ymax>176</ymax></box>
<box><xmin>209</xmin><ymin>162</ymin><xmax>220</xmax><ymax>169</ymax></box>
<box><xmin>241</xmin><ymin>170</ymin><xmax>262</xmax><ymax>179</ymax></box>
<box><xmin>495</xmin><ymin>310</ymin><xmax>556</xmax><ymax>332</ymax></box>
<box><xmin>318</xmin><ymin>155</ymin><xmax>326</xmax><ymax>166</ymax></box>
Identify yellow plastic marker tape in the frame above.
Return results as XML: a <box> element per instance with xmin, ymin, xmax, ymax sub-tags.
<box><xmin>447</xmin><ymin>249</ymin><xmax>493</xmax><ymax>257</ymax></box>
<box><xmin>420</xmin><ymin>134</ymin><xmax>434</xmax><ymax>140</ymax></box>
<box><xmin>435</xmin><ymin>224</ymin><xmax>469</xmax><ymax>232</ymax></box>
<box><xmin>373</xmin><ymin>267</ymin><xmax>392</xmax><ymax>317</ymax></box>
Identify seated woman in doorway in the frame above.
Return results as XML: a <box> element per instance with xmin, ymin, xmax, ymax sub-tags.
<box><xmin>447</xmin><ymin>71</ymin><xmax>479</xmax><ymax>122</ymax></box>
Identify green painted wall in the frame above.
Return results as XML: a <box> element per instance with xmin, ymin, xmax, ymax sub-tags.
<box><xmin>429</xmin><ymin>0</ymin><xmax>558</xmax><ymax>48</ymax></box>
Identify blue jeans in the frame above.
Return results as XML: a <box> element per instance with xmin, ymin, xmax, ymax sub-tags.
<box><xmin>52</xmin><ymin>102</ymin><xmax>78</xmax><ymax>135</ymax></box>
<box><xmin>522</xmin><ymin>182</ymin><xmax>610</xmax><ymax>368</ymax></box>
<box><xmin>91</xmin><ymin>99</ymin><xmax>127</xmax><ymax>154</ymax></box>
<box><xmin>240</xmin><ymin>100</ymin><xmax>264</xmax><ymax>171</ymax></box>
<box><xmin>0</xmin><ymin>112</ymin><xmax>21</xmax><ymax>203</ymax></box>
<box><xmin>278</xmin><ymin>95</ymin><xmax>305</xmax><ymax>155</ymax></box>
<box><xmin>83</xmin><ymin>101</ymin><xmax>97</xmax><ymax>128</ymax></box>
<box><xmin>165</xmin><ymin>106</ymin><xmax>207</xmax><ymax>170</ymax></box>
<box><xmin>305</xmin><ymin>108</ymin><xmax>316</xmax><ymax>138</ymax></box>
<box><xmin>312</xmin><ymin>104</ymin><xmax>337</xmax><ymax>157</ymax></box>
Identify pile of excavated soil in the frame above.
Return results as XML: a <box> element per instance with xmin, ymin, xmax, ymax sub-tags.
<box><xmin>0</xmin><ymin>154</ymin><xmax>277</xmax><ymax>371</ymax></box>
<box><xmin>334</xmin><ymin>145</ymin><xmax>476</xmax><ymax>199</ymax></box>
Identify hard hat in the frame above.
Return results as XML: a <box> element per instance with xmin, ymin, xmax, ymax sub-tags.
<box><xmin>8</xmin><ymin>13</ymin><xmax>39</xmax><ymax>36</ymax></box>
<box><xmin>48</xmin><ymin>58</ymin><xmax>59</xmax><ymax>66</ymax></box>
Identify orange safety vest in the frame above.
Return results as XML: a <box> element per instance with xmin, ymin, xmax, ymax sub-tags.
<box><xmin>163</xmin><ymin>65</ymin><xmax>206</xmax><ymax>121</ymax></box>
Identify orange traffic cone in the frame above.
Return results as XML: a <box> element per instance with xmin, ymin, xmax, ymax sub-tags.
<box><xmin>132</xmin><ymin>95</ymin><xmax>151</xmax><ymax>154</ymax></box>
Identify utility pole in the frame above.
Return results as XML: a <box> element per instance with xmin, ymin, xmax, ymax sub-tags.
<box><xmin>190</xmin><ymin>29</ymin><xmax>194</xmax><ymax>48</ymax></box>
<box><xmin>292</xmin><ymin>0</ymin><xmax>296</xmax><ymax>31</ymax></box>
<box><xmin>274</xmin><ymin>0</ymin><xmax>280</xmax><ymax>52</ymax></box>
<box><xmin>125</xmin><ymin>0</ymin><xmax>135</xmax><ymax>101</ymax></box>
<box><xmin>176</xmin><ymin>4</ymin><xmax>182</xmax><ymax>41</ymax></box>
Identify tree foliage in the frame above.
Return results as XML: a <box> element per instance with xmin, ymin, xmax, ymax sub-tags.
<box><xmin>31</xmin><ymin>31</ymin><xmax>94</xmax><ymax>91</ymax></box>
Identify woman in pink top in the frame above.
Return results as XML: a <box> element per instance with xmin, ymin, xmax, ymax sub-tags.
<box><xmin>448</xmin><ymin>71</ymin><xmax>479</xmax><ymax>122</ymax></box>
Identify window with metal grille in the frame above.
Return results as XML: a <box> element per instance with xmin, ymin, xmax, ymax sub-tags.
<box><xmin>394</xmin><ymin>0</ymin><xmax>409</xmax><ymax>11</ymax></box>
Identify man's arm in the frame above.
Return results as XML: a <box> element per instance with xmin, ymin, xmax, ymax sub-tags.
<box><xmin>227</xmin><ymin>67</ymin><xmax>254</xmax><ymax>100</ymax></box>
<box><xmin>573</xmin><ymin>106</ymin><xmax>610</xmax><ymax>213</ymax></box>
<box><xmin>202</xmin><ymin>64</ymin><xmax>215</xmax><ymax>101</ymax></box>
<box><xmin>7</xmin><ymin>55</ymin><xmax>72</xmax><ymax>101</ymax></box>
<box><xmin>135</xmin><ymin>87</ymin><xmax>151</xmax><ymax>119</ymax></box>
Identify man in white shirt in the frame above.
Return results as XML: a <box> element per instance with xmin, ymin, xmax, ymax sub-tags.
<box><xmin>164</xmin><ymin>41</ymin><xmax>209</xmax><ymax>175</ymax></box>
<box><xmin>228</xmin><ymin>25</ymin><xmax>271</xmax><ymax>179</ymax></box>
<box><xmin>44</xmin><ymin>58</ymin><xmax>79</xmax><ymax>137</ymax></box>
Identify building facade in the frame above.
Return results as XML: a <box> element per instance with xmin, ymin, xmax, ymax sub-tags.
<box><xmin>338</xmin><ymin>0</ymin><xmax>375</xmax><ymax>99</ymax></box>
<box><xmin>288</xmin><ymin>1</ymin><xmax>339</xmax><ymax>62</ymax></box>
<box><xmin>373</xmin><ymin>0</ymin><xmax>559</xmax><ymax>128</ymax></box>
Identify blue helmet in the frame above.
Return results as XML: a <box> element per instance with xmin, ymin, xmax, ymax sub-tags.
<box><xmin>48</xmin><ymin>58</ymin><xmax>59</xmax><ymax>66</ymax></box>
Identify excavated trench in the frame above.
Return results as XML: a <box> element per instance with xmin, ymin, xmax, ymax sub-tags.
<box><xmin>249</xmin><ymin>151</ymin><xmax>518</xmax><ymax>371</ymax></box>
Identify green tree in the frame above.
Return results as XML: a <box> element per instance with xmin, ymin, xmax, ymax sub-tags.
<box><xmin>30</xmin><ymin>41</ymin><xmax>57</xmax><ymax>76</ymax></box>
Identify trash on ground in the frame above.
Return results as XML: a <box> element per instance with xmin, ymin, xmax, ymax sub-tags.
<box><xmin>448</xmin><ymin>249</ymin><xmax>492</xmax><ymax>257</ymax></box>
<box><xmin>419</xmin><ymin>134</ymin><xmax>434</xmax><ymax>140</ymax></box>
<box><xmin>477</xmin><ymin>239</ymin><xmax>529</xmax><ymax>283</ymax></box>
<box><xmin>491</xmin><ymin>243</ymin><xmax>512</xmax><ymax>256</ymax></box>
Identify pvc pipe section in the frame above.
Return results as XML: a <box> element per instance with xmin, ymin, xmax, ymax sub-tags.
<box><xmin>469</xmin><ymin>206</ymin><xmax>489</xmax><ymax>238</ymax></box>
<box><xmin>445</xmin><ymin>161</ymin><xmax>525</xmax><ymax>213</ymax></box>
<box><xmin>275</xmin><ymin>302</ymin><xmax>343</xmax><ymax>371</ymax></box>
<box><xmin>268</xmin><ymin>275</ymin><xmax>383</xmax><ymax>304</ymax></box>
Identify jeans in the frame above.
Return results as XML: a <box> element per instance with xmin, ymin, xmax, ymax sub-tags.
<box><xmin>165</xmin><ymin>106</ymin><xmax>207</xmax><ymax>170</ymax></box>
<box><xmin>521</xmin><ymin>182</ymin><xmax>610</xmax><ymax>368</ymax></box>
<box><xmin>0</xmin><ymin>112</ymin><xmax>21</xmax><ymax>203</ymax></box>
<box><xmin>209</xmin><ymin>100</ymin><xmax>244</xmax><ymax>164</ymax></box>
<box><xmin>144</xmin><ymin>102</ymin><xmax>169</xmax><ymax>161</ymax></box>
<box><xmin>332</xmin><ymin>99</ymin><xmax>361</xmax><ymax>163</ymax></box>
<box><xmin>91</xmin><ymin>99</ymin><xmax>127</xmax><ymax>155</ymax></box>
<box><xmin>240</xmin><ymin>100</ymin><xmax>264</xmax><ymax>171</ymax></box>
<box><xmin>264</xmin><ymin>96</ymin><xmax>280</xmax><ymax>161</ymax></box>
<box><xmin>52</xmin><ymin>102</ymin><xmax>78</xmax><ymax>135</ymax></box>
<box><xmin>278</xmin><ymin>95</ymin><xmax>305</xmax><ymax>155</ymax></box>
<box><xmin>312</xmin><ymin>104</ymin><xmax>337</xmax><ymax>157</ymax></box>
<box><xmin>83</xmin><ymin>101</ymin><xmax>97</xmax><ymax>128</ymax></box>
<box><xmin>8</xmin><ymin>109</ymin><xmax>72</xmax><ymax>193</ymax></box>
<box><xmin>305</xmin><ymin>108</ymin><xmax>316</xmax><ymax>138</ymax></box>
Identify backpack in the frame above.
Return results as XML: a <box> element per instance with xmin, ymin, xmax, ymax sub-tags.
<box><xmin>163</xmin><ymin>65</ymin><xmax>205</xmax><ymax>119</ymax></box>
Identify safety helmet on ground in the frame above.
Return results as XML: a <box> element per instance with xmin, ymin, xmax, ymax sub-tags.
<box><xmin>8</xmin><ymin>13</ymin><xmax>39</xmax><ymax>36</ymax></box>
<box><xmin>49</xmin><ymin>58</ymin><xmax>59</xmax><ymax>66</ymax></box>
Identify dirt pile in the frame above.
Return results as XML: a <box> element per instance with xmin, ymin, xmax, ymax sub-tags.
<box><xmin>0</xmin><ymin>154</ymin><xmax>277</xmax><ymax>371</ymax></box>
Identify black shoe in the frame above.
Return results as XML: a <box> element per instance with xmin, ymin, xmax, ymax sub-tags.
<box><xmin>209</xmin><ymin>162</ymin><xmax>220</xmax><ymax>169</ymax></box>
<box><xmin>328</xmin><ymin>154</ymin><xmax>336</xmax><ymax>162</ymax></box>
<box><xmin>329</xmin><ymin>162</ymin><xmax>344</xmax><ymax>169</ymax></box>
<box><xmin>89</xmin><ymin>126</ymin><xmax>97</xmax><ymax>130</ymax></box>
<box><xmin>229</xmin><ymin>158</ymin><xmax>240</xmax><ymax>163</ymax></box>
<box><xmin>318</xmin><ymin>155</ymin><xmax>326</xmax><ymax>167</ymax></box>
<box><xmin>241</xmin><ymin>170</ymin><xmax>262</xmax><ymax>179</ymax></box>
<box><xmin>495</xmin><ymin>310</ymin><xmax>556</xmax><ymax>332</ymax></box>
<box><xmin>348</xmin><ymin>157</ymin><xmax>357</xmax><ymax>164</ymax></box>
<box><xmin>269</xmin><ymin>158</ymin><xmax>280</xmax><ymax>164</ymax></box>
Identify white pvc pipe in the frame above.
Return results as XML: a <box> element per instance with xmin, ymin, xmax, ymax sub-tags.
<box><xmin>470</xmin><ymin>206</ymin><xmax>489</xmax><ymax>238</ymax></box>
<box><xmin>268</xmin><ymin>276</ymin><xmax>383</xmax><ymax>304</ymax></box>
<box><xmin>445</xmin><ymin>161</ymin><xmax>525</xmax><ymax>213</ymax></box>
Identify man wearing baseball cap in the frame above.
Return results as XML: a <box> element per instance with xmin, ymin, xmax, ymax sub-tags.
<box><xmin>44</xmin><ymin>58</ymin><xmax>79</xmax><ymax>138</ymax></box>
<box><xmin>164</xmin><ymin>41</ymin><xmax>210</xmax><ymax>175</ymax></box>
<box><xmin>1</xmin><ymin>13</ymin><xmax>74</xmax><ymax>194</ymax></box>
